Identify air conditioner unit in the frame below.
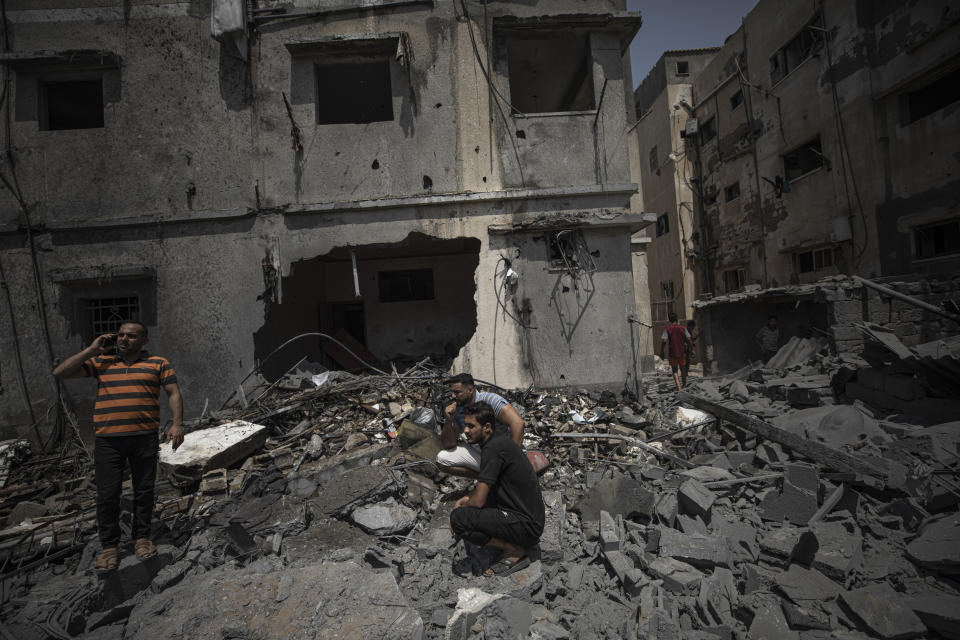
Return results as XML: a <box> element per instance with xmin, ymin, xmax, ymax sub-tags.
<box><xmin>685</xmin><ymin>119</ymin><xmax>698</xmax><ymax>136</ymax></box>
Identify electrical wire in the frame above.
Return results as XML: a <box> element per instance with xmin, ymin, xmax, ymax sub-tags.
<box><xmin>458</xmin><ymin>0</ymin><xmax>526</xmax><ymax>187</ymax></box>
<box><xmin>494</xmin><ymin>256</ymin><xmax>537</xmax><ymax>329</ymax></box>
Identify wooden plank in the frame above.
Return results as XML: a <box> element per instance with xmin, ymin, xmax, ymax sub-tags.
<box><xmin>677</xmin><ymin>392</ymin><xmax>887</xmax><ymax>488</ymax></box>
<box><xmin>551</xmin><ymin>431</ymin><xmax>695</xmax><ymax>468</ymax></box>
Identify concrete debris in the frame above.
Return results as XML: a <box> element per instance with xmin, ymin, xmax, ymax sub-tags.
<box><xmin>1</xmin><ymin>333</ymin><xmax>959</xmax><ymax>640</ymax></box>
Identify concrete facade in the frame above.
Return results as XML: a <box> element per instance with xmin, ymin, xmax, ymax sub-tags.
<box><xmin>633</xmin><ymin>49</ymin><xmax>718</xmax><ymax>343</ymax></box>
<box><xmin>0</xmin><ymin>1</ymin><xmax>650</xmax><ymax>441</ymax></box>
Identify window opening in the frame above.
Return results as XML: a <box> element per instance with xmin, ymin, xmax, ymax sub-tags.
<box><xmin>724</xmin><ymin>182</ymin><xmax>741</xmax><ymax>202</ymax></box>
<box><xmin>782</xmin><ymin>136</ymin><xmax>823</xmax><ymax>181</ymax></box>
<box><xmin>88</xmin><ymin>296</ymin><xmax>140</xmax><ymax>336</ymax></box>
<box><xmin>506</xmin><ymin>34</ymin><xmax>594</xmax><ymax>113</ymax></box>
<box><xmin>649</xmin><ymin>145</ymin><xmax>659</xmax><ymax>174</ymax></box>
<box><xmin>547</xmin><ymin>230</ymin><xmax>597</xmax><ymax>274</ymax></box>
<box><xmin>699</xmin><ymin>117</ymin><xmax>716</xmax><ymax>145</ymax></box>
<box><xmin>653</xmin><ymin>281</ymin><xmax>677</xmax><ymax>322</ymax></box>
<box><xmin>315</xmin><ymin>58</ymin><xmax>393</xmax><ymax>124</ymax></box>
<box><xmin>901</xmin><ymin>67</ymin><xmax>960</xmax><ymax>125</ymax></box>
<box><xmin>41</xmin><ymin>79</ymin><xmax>104</xmax><ymax>130</ymax></box>
<box><xmin>656</xmin><ymin>214</ymin><xmax>670</xmax><ymax>237</ymax></box>
<box><xmin>722</xmin><ymin>268</ymin><xmax>745</xmax><ymax>293</ymax></box>
<box><xmin>730</xmin><ymin>89</ymin><xmax>744</xmax><ymax>110</ymax></box>
<box><xmin>378</xmin><ymin>268</ymin><xmax>434</xmax><ymax>302</ymax></box>
<box><xmin>915</xmin><ymin>219</ymin><xmax>960</xmax><ymax>259</ymax></box>
<box><xmin>794</xmin><ymin>247</ymin><xmax>834</xmax><ymax>273</ymax></box>
<box><xmin>769</xmin><ymin>12</ymin><xmax>822</xmax><ymax>84</ymax></box>
<box><xmin>675</xmin><ymin>61</ymin><xmax>689</xmax><ymax>77</ymax></box>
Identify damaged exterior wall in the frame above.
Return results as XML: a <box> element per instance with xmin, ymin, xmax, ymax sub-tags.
<box><xmin>633</xmin><ymin>49</ymin><xmax>718</xmax><ymax>341</ymax></box>
<box><xmin>0</xmin><ymin>1</ymin><xmax>649</xmax><ymax>440</ymax></box>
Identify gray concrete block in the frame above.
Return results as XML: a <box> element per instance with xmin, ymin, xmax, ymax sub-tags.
<box><xmin>810</xmin><ymin>519</ymin><xmax>862</xmax><ymax>581</ymax></box>
<box><xmin>570</xmin><ymin>471</ymin><xmax>655</xmax><ymax>522</ymax></box>
<box><xmin>657</xmin><ymin>528</ymin><xmax>732</xmax><ymax>569</ymax></box>
<box><xmin>646</xmin><ymin>556</ymin><xmax>703</xmax><ymax>594</ymax></box>
<box><xmin>678</xmin><ymin>478</ymin><xmax>715</xmax><ymax>520</ymax></box>
<box><xmin>906</xmin><ymin>593</ymin><xmax>960</xmax><ymax>639</ymax></box>
<box><xmin>773</xmin><ymin>565</ymin><xmax>841</xmax><ymax>603</ymax></box>
<box><xmin>760</xmin><ymin>463</ymin><xmax>819</xmax><ymax>525</ymax></box>
<box><xmin>539</xmin><ymin>490</ymin><xmax>564</xmax><ymax>565</ymax></box>
<box><xmin>599</xmin><ymin>510</ymin><xmax>620</xmax><ymax>552</ymax></box>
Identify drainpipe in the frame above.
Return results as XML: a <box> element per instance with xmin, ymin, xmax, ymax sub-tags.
<box><xmin>741</xmin><ymin>19</ymin><xmax>769</xmax><ymax>288</ymax></box>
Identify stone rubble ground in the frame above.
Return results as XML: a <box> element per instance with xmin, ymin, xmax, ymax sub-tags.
<box><xmin>0</xmin><ymin>329</ymin><xmax>959</xmax><ymax>639</ymax></box>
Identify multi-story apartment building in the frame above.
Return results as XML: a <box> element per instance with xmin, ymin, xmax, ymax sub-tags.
<box><xmin>633</xmin><ymin>48</ymin><xmax>718</xmax><ymax>346</ymax></box>
<box><xmin>635</xmin><ymin>1</ymin><xmax>960</xmax><ymax>371</ymax></box>
<box><xmin>0</xmin><ymin>1</ymin><xmax>650</xmax><ymax>440</ymax></box>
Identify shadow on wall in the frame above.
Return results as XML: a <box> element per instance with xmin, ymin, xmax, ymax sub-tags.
<box><xmin>253</xmin><ymin>233</ymin><xmax>480</xmax><ymax>380</ymax></box>
<box><xmin>219</xmin><ymin>43</ymin><xmax>252</xmax><ymax>111</ymax></box>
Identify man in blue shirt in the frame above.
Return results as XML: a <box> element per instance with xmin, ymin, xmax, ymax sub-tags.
<box><xmin>437</xmin><ymin>373</ymin><xmax>525</xmax><ymax>478</ymax></box>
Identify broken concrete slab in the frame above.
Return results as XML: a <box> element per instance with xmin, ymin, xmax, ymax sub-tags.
<box><xmin>810</xmin><ymin>518</ymin><xmax>863</xmax><ymax>582</ymax></box>
<box><xmin>349</xmin><ymin>498</ymin><xmax>417</xmax><ymax>535</ymax></box>
<box><xmin>307</xmin><ymin>466</ymin><xmax>403</xmax><ymax>516</ymax></box>
<box><xmin>905</xmin><ymin>593</ymin><xmax>960</xmax><ymax>640</ymax></box>
<box><xmin>126</xmin><ymin>560</ymin><xmax>424</xmax><ymax>639</ymax></box>
<box><xmin>159</xmin><ymin>421</ymin><xmax>269</xmax><ymax>486</ymax></box>
<box><xmin>678</xmin><ymin>478</ymin><xmax>715</xmax><ymax>520</ymax></box>
<box><xmin>570</xmin><ymin>471</ymin><xmax>654</xmax><ymax>522</ymax></box>
<box><xmin>774</xmin><ymin>565</ymin><xmax>842</xmax><ymax>603</ymax></box>
<box><xmin>839</xmin><ymin>582</ymin><xmax>926</xmax><ymax>639</ymax></box>
<box><xmin>781</xmin><ymin>601</ymin><xmax>832</xmax><ymax>631</ymax></box>
<box><xmin>747</xmin><ymin>598</ymin><xmax>800</xmax><ymax>639</ymax></box>
<box><xmin>760</xmin><ymin>463</ymin><xmax>819</xmax><ymax>525</ymax></box>
<box><xmin>538</xmin><ymin>490</ymin><xmax>564</xmax><ymax>564</ymax></box>
<box><xmin>657</xmin><ymin>528</ymin><xmax>732</xmax><ymax>569</ymax></box>
<box><xmin>645</xmin><ymin>556</ymin><xmax>703</xmax><ymax>594</ymax></box>
<box><xmin>906</xmin><ymin>513</ymin><xmax>960</xmax><ymax>574</ymax></box>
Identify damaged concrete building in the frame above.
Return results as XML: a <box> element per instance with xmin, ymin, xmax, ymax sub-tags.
<box><xmin>633</xmin><ymin>0</ymin><xmax>960</xmax><ymax>372</ymax></box>
<box><xmin>0</xmin><ymin>0</ymin><xmax>653</xmax><ymax>440</ymax></box>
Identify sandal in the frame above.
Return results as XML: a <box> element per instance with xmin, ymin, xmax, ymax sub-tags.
<box><xmin>134</xmin><ymin>538</ymin><xmax>157</xmax><ymax>560</ymax></box>
<box><xmin>95</xmin><ymin>547</ymin><xmax>118</xmax><ymax>574</ymax></box>
<box><xmin>484</xmin><ymin>555</ymin><xmax>530</xmax><ymax>577</ymax></box>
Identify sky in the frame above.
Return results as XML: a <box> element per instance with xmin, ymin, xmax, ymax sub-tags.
<box><xmin>626</xmin><ymin>0</ymin><xmax>760</xmax><ymax>89</ymax></box>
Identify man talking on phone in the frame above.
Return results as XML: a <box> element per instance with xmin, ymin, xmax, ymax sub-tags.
<box><xmin>53</xmin><ymin>321</ymin><xmax>183</xmax><ymax>574</ymax></box>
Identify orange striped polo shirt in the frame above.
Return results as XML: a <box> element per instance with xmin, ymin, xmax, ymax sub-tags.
<box><xmin>81</xmin><ymin>351</ymin><xmax>177</xmax><ymax>436</ymax></box>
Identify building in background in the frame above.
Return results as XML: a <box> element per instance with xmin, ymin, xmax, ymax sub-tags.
<box><xmin>634</xmin><ymin>0</ymin><xmax>960</xmax><ymax>372</ymax></box>
<box><xmin>0</xmin><ymin>1</ymin><xmax>651</xmax><ymax>442</ymax></box>
<box><xmin>633</xmin><ymin>48</ymin><xmax>718</xmax><ymax>346</ymax></box>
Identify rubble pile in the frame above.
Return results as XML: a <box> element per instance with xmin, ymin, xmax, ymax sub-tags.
<box><xmin>1</xmin><ymin>335</ymin><xmax>959</xmax><ymax>640</ymax></box>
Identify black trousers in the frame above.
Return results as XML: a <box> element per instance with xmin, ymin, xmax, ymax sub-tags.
<box><xmin>94</xmin><ymin>433</ymin><xmax>159</xmax><ymax>548</ymax></box>
<box><xmin>450</xmin><ymin>506</ymin><xmax>541</xmax><ymax>549</ymax></box>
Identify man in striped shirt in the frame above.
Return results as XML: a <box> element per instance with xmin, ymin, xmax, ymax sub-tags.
<box><xmin>437</xmin><ymin>373</ymin><xmax>525</xmax><ymax>478</ymax></box>
<box><xmin>53</xmin><ymin>321</ymin><xmax>183</xmax><ymax>574</ymax></box>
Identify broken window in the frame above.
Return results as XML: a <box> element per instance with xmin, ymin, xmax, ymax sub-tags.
<box><xmin>315</xmin><ymin>57</ymin><xmax>393</xmax><ymax>124</ymax></box>
<box><xmin>377</xmin><ymin>268</ymin><xmax>434</xmax><ymax>302</ymax></box>
<box><xmin>652</xmin><ymin>281</ymin><xmax>677</xmax><ymax>322</ymax></box>
<box><xmin>40</xmin><ymin>78</ymin><xmax>104</xmax><ymax>130</ymax></box>
<box><xmin>769</xmin><ymin>12</ymin><xmax>822</xmax><ymax>85</ymax></box>
<box><xmin>724</xmin><ymin>182</ymin><xmax>740</xmax><ymax>202</ymax></box>
<box><xmin>649</xmin><ymin>145</ymin><xmax>658</xmax><ymax>174</ymax></box>
<box><xmin>782</xmin><ymin>136</ymin><xmax>823</xmax><ymax>181</ymax></box>
<box><xmin>656</xmin><ymin>214</ymin><xmax>670</xmax><ymax>237</ymax></box>
<box><xmin>547</xmin><ymin>230</ymin><xmax>596</xmax><ymax>273</ymax></box>
<box><xmin>915</xmin><ymin>218</ymin><xmax>960</xmax><ymax>259</ymax></box>
<box><xmin>506</xmin><ymin>34</ymin><xmax>594</xmax><ymax>113</ymax></box>
<box><xmin>675</xmin><ymin>61</ymin><xmax>689</xmax><ymax>77</ymax></box>
<box><xmin>900</xmin><ymin>67</ymin><xmax>960</xmax><ymax>125</ymax></box>
<box><xmin>699</xmin><ymin>117</ymin><xmax>716</xmax><ymax>145</ymax></box>
<box><xmin>722</xmin><ymin>268</ymin><xmax>745</xmax><ymax>293</ymax></box>
<box><xmin>794</xmin><ymin>247</ymin><xmax>834</xmax><ymax>273</ymax></box>
<box><xmin>729</xmin><ymin>89</ymin><xmax>744</xmax><ymax>110</ymax></box>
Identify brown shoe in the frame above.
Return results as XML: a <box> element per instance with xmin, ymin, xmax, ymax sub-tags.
<box><xmin>95</xmin><ymin>547</ymin><xmax>119</xmax><ymax>574</ymax></box>
<box><xmin>134</xmin><ymin>538</ymin><xmax>157</xmax><ymax>560</ymax></box>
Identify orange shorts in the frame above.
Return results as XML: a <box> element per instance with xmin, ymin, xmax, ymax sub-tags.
<box><xmin>668</xmin><ymin>355</ymin><xmax>686</xmax><ymax>370</ymax></box>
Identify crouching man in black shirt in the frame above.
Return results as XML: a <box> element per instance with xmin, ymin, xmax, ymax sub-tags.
<box><xmin>450</xmin><ymin>402</ymin><xmax>545</xmax><ymax>576</ymax></box>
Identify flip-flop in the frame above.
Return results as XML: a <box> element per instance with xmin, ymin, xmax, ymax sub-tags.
<box><xmin>94</xmin><ymin>547</ymin><xmax>118</xmax><ymax>574</ymax></box>
<box><xmin>484</xmin><ymin>555</ymin><xmax>530</xmax><ymax>577</ymax></box>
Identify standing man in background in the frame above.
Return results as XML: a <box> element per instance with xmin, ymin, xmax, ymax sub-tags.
<box><xmin>53</xmin><ymin>321</ymin><xmax>183</xmax><ymax>574</ymax></box>
<box><xmin>660</xmin><ymin>312</ymin><xmax>692</xmax><ymax>391</ymax></box>
<box><xmin>756</xmin><ymin>314</ymin><xmax>780</xmax><ymax>363</ymax></box>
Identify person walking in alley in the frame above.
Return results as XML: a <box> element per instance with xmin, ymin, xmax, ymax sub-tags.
<box><xmin>449</xmin><ymin>402</ymin><xmax>544</xmax><ymax>576</ymax></box>
<box><xmin>660</xmin><ymin>312</ymin><xmax>692</xmax><ymax>390</ymax></box>
<box><xmin>755</xmin><ymin>314</ymin><xmax>780</xmax><ymax>363</ymax></box>
<box><xmin>437</xmin><ymin>373</ymin><xmax>525</xmax><ymax>478</ymax></box>
<box><xmin>53</xmin><ymin>321</ymin><xmax>183</xmax><ymax>574</ymax></box>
